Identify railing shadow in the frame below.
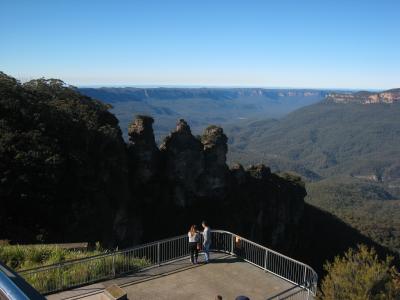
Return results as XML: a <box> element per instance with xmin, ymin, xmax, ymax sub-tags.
<box><xmin>266</xmin><ymin>284</ymin><xmax>310</xmax><ymax>300</ymax></box>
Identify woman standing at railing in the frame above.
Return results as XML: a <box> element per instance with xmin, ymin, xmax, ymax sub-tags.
<box><xmin>188</xmin><ymin>225</ymin><xmax>200</xmax><ymax>264</ymax></box>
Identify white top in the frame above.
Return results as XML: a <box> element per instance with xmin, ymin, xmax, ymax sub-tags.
<box><xmin>203</xmin><ymin>226</ymin><xmax>211</xmax><ymax>245</ymax></box>
<box><xmin>188</xmin><ymin>232</ymin><xmax>199</xmax><ymax>243</ymax></box>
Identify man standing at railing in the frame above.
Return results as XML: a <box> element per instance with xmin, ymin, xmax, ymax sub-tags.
<box><xmin>202</xmin><ymin>220</ymin><xmax>211</xmax><ymax>263</ymax></box>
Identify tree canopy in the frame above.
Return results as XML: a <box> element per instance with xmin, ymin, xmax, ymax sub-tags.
<box><xmin>320</xmin><ymin>245</ymin><xmax>400</xmax><ymax>300</ymax></box>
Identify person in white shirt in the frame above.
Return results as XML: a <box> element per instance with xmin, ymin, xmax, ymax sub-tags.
<box><xmin>202</xmin><ymin>220</ymin><xmax>211</xmax><ymax>263</ymax></box>
<box><xmin>188</xmin><ymin>225</ymin><xmax>200</xmax><ymax>264</ymax></box>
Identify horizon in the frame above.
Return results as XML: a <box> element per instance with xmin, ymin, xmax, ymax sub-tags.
<box><xmin>76</xmin><ymin>85</ymin><xmax>381</xmax><ymax>92</ymax></box>
<box><xmin>9</xmin><ymin>76</ymin><xmax>389</xmax><ymax>92</ymax></box>
<box><xmin>1</xmin><ymin>0</ymin><xmax>400</xmax><ymax>89</ymax></box>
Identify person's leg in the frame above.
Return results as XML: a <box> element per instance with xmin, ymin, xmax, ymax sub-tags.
<box><xmin>204</xmin><ymin>243</ymin><xmax>210</xmax><ymax>262</ymax></box>
<box><xmin>194</xmin><ymin>247</ymin><xmax>199</xmax><ymax>264</ymax></box>
<box><xmin>190</xmin><ymin>243</ymin><xmax>195</xmax><ymax>263</ymax></box>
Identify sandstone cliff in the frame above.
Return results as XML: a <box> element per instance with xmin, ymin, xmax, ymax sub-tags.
<box><xmin>122</xmin><ymin>116</ymin><xmax>305</xmax><ymax>252</ymax></box>
<box><xmin>326</xmin><ymin>88</ymin><xmax>400</xmax><ymax>104</ymax></box>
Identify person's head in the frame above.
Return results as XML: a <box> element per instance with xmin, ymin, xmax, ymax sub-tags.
<box><xmin>235</xmin><ymin>296</ymin><xmax>250</xmax><ymax>300</ymax></box>
<box><xmin>215</xmin><ymin>295</ymin><xmax>222</xmax><ymax>300</ymax></box>
<box><xmin>189</xmin><ymin>224</ymin><xmax>197</xmax><ymax>236</ymax></box>
<box><xmin>202</xmin><ymin>220</ymin><xmax>208</xmax><ymax>228</ymax></box>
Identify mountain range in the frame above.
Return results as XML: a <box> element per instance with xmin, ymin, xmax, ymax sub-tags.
<box><xmin>79</xmin><ymin>87</ymin><xmax>328</xmax><ymax>140</ymax></box>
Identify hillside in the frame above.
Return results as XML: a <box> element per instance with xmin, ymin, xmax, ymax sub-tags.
<box><xmin>79</xmin><ymin>87</ymin><xmax>327</xmax><ymax>140</ymax></box>
<box><xmin>227</xmin><ymin>97</ymin><xmax>400</xmax><ymax>253</ymax></box>
<box><xmin>0</xmin><ymin>72</ymin><xmax>130</xmax><ymax>245</ymax></box>
<box><xmin>228</xmin><ymin>101</ymin><xmax>400</xmax><ymax>180</ymax></box>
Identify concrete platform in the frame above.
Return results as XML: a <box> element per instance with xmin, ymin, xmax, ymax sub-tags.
<box><xmin>47</xmin><ymin>253</ymin><xmax>301</xmax><ymax>300</ymax></box>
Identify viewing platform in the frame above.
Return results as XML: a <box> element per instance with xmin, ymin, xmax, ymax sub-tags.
<box><xmin>3</xmin><ymin>230</ymin><xmax>317</xmax><ymax>300</ymax></box>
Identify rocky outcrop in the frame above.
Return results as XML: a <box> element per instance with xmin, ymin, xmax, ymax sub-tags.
<box><xmin>127</xmin><ymin>115</ymin><xmax>159</xmax><ymax>184</ymax></box>
<box><xmin>200</xmin><ymin>125</ymin><xmax>229</xmax><ymax>196</ymax></box>
<box><xmin>160</xmin><ymin>119</ymin><xmax>205</xmax><ymax>206</ymax></box>
<box><xmin>125</xmin><ymin>116</ymin><xmax>306</xmax><ymax>251</ymax></box>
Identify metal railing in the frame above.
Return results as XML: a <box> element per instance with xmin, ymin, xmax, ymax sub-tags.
<box><xmin>0</xmin><ymin>261</ymin><xmax>45</xmax><ymax>300</ymax></box>
<box><xmin>211</xmin><ymin>230</ymin><xmax>318</xmax><ymax>299</ymax></box>
<box><xmin>18</xmin><ymin>230</ymin><xmax>317</xmax><ymax>299</ymax></box>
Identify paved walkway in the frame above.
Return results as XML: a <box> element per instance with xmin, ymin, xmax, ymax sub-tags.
<box><xmin>47</xmin><ymin>253</ymin><xmax>299</xmax><ymax>300</ymax></box>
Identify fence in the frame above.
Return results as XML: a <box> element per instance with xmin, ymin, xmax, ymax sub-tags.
<box><xmin>211</xmin><ymin>231</ymin><xmax>317</xmax><ymax>299</ymax></box>
<box><xmin>18</xmin><ymin>230</ymin><xmax>317</xmax><ymax>299</ymax></box>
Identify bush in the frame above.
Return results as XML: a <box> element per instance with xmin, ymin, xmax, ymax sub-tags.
<box><xmin>0</xmin><ymin>245</ymin><xmax>91</xmax><ymax>270</ymax></box>
<box><xmin>319</xmin><ymin>245</ymin><xmax>400</xmax><ymax>300</ymax></box>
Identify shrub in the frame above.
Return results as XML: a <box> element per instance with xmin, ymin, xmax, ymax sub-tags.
<box><xmin>319</xmin><ymin>245</ymin><xmax>400</xmax><ymax>300</ymax></box>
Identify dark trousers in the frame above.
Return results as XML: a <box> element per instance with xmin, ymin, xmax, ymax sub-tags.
<box><xmin>189</xmin><ymin>242</ymin><xmax>198</xmax><ymax>262</ymax></box>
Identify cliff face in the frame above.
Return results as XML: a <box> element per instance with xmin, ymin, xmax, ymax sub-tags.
<box><xmin>122</xmin><ymin>115</ymin><xmax>306</xmax><ymax>252</ymax></box>
<box><xmin>326</xmin><ymin>89</ymin><xmax>400</xmax><ymax>104</ymax></box>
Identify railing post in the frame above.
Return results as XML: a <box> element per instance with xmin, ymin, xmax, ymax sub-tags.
<box><xmin>157</xmin><ymin>242</ymin><xmax>160</xmax><ymax>266</ymax></box>
<box><xmin>264</xmin><ymin>249</ymin><xmax>268</xmax><ymax>271</ymax></box>
<box><xmin>303</xmin><ymin>265</ymin><xmax>307</xmax><ymax>286</ymax></box>
<box><xmin>231</xmin><ymin>234</ymin><xmax>234</xmax><ymax>255</ymax></box>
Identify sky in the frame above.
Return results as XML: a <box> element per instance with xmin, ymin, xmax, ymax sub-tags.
<box><xmin>1</xmin><ymin>0</ymin><xmax>399</xmax><ymax>89</ymax></box>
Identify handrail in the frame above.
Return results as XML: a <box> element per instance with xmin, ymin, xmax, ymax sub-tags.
<box><xmin>17</xmin><ymin>230</ymin><xmax>317</xmax><ymax>298</ymax></box>
<box><xmin>19</xmin><ymin>234</ymin><xmax>189</xmax><ymax>274</ymax></box>
<box><xmin>213</xmin><ymin>230</ymin><xmax>312</xmax><ymax>267</ymax></box>
<box><xmin>0</xmin><ymin>266</ymin><xmax>30</xmax><ymax>300</ymax></box>
<box><xmin>0</xmin><ymin>262</ymin><xmax>45</xmax><ymax>300</ymax></box>
<box><xmin>210</xmin><ymin>230</ymin><xmax>318</xmax><ymax>299</ymax></box>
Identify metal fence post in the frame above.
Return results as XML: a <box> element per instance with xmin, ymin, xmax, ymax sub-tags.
<box><xmin>157</xmin><ymin>242</ymin><xmax>161</xmax><ymax>266</ymax></box>
<box><xmin>264</xmin><ymin>249</ymin><xmax>268</xmax><ymax>271</ymax></box>
<box><xmin>112</xmin><ymin>253</ymin><xmax>116</xmax><ymax>277</ymax></box>
<box><xmin>231</xmin><ymin>234</ymin><xmax>234</xmax><ymax>255</ymax></box>
<box><xmin>303</xmin><ymin>265</ymin><xmax>307</xmax><ymax>286</ymax></box>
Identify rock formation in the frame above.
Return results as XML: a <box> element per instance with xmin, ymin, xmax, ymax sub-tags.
<box><xmin>200</xmin><ymin>125</ymin><xmax>229</xmax><ymax>196</ymax></box>
<box><xmin>124</xmin><ymin>116</ymin><xmax>306</xmax><ymax>251</ymax></box>
<box><xmin>160</xmin><ymin>119</ymin><xmax>205</xmax><ymax>207</ymax></box>
<box><xmin>127</xmin><ymin>115</ymin><xmax>159</xmax><ymax>184</ymax></box>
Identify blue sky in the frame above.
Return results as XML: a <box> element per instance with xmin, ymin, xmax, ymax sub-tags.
<box><xmin>1</xmin><ymin>0</ymin><xmax>399</xmax><ymax>89</ymax></box>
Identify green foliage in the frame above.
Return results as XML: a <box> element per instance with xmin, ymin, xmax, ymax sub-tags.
<box><xmin>0</xmin><ymin>244</ymin><xmax>150</xmax><ymax>294</ymax></box>
<box><xmin>0</xmin><ymin>72</ymin><xmax>129</xmax><ymax>244</ymax></box>
<box><xmin>306</xmin><ymin>177</ymin><xmax>400</xmax><ymax>254</ymax></box>
<box><xmin>0</xmin><ymin>245</ymin><xmax>97</xmax><ymax>270</ymax></box>
<box><xmin>228</xmin><ymin>102</ymin><xmax>400</xmax><ymax>179</ymax></box>
<box><xmin>278</xmin><ymin>172</ymin><xmax>305</xmax><ymax>188</ymax></box>
<box><xmin>319</xmin><ymin>245</ymin><xmax>400</xmax><ymax>300</ymax></box>
<box><xmin>21</xmin><ymin>254</ymin><xmax>150</xmax><ymax>294</ymax></box>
